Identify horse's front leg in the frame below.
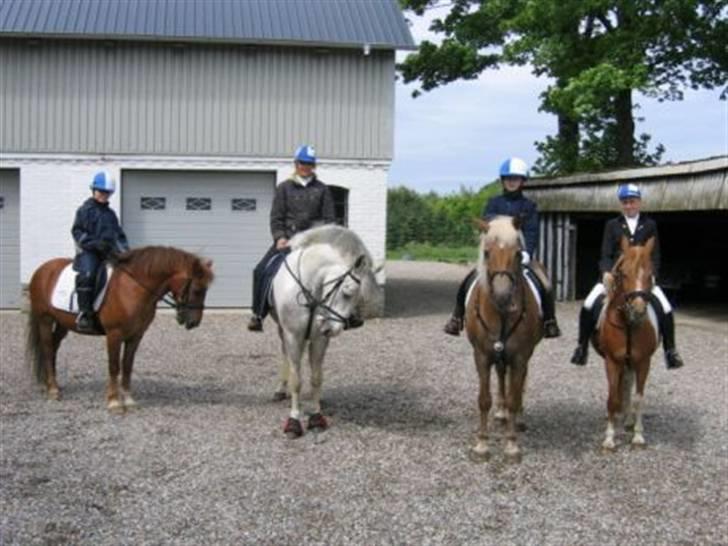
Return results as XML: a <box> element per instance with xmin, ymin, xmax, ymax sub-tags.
<box><xmin>307</xmin><ymin>335</ymin><xmax>330</xmax><ymax>431</ymax></box>
<box><xmin>504</xmin><ymin>360</ymin><xmax>528</xmax><ymax>462</ymax></box>
<box><xmin>282</xmin><ymin>332</ymin><xmax>305</xmax><ymax>438</ymax></box>
<box><xmin>273</xmin><ymin>324</ymin><xmax>289</xmax><ymax>402</ymax></box>
<box><xmin>471</xmin><ymin>348</ymin><xmax>492</xmax><ymax>461</ymax></box>
<box><xmin>120</xmin><ymin>335</ymin><xmax>144</xmax><ymax>410</ymax></box>
<box><xmin>630</xmin><ymin>359</ymin><xmax>651</xmax><ymax>448</ymax></box>
<box><xmin>105</xmin><ymin>330</ymin><xmax>124</xmax><ymax>413</ymax></box>
<box><xmin>603</xmin><ymin>357</ymin><xmax>623</xmax><ymax>452</ymax></box>
<box><xmin>494</xmin><ymin>370</ymin><xmax>507</xmax><ymax>422</ymax></box>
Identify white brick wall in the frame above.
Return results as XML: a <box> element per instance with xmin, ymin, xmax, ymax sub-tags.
<box><xmin>3</xmin><ymin>153</ymin><xmax>388</xmax><ymax>291</ymax></box>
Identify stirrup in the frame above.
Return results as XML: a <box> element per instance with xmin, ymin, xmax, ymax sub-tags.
<box><xmin>665</xmin><ymin>349</ymin><xmax>684</xmax><ymax>370</ymax></box>
<box><xmin>443</xmin><ymin>316</ymin><xmax>463</xmax><ymax>336</ymax></box>
<box><xmin>76</xmin><ymin>312</ymin><xmax>96</xmax><ymax>333</ymax></box>
<box><xmin>247</xmin><ymin>315</ymin><xmax>263</xmax><ymax>332</ymax></box>
<box><xmin>570</xmin><ymin>345</ymin><xmax>588</xmax><ymax>366</ymax></box>
<box><xmin>543</xmin><ymin>319</ymin><xmax>562</xmax><ymax>338</ymax></box>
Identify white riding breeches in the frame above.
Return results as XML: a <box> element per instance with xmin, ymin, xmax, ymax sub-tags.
<box><xmin>583</xmin><ymin>282</ymin><xmax>672</xmax><ymax>314</ymax></box>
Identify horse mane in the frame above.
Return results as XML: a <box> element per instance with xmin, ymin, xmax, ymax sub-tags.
<box><xmin>289</xmin><ymin>225</ymin><xmax>373</xmax><ymax>268</ymax></box>
<box><xmin>478</xmin><ymin>215</ymin><xmax>522</xmax><ymax>276</ymax></box>
<box><xmin>117</xmin><ymin>246</ymin><xmax>213</xmax><ymax>284</ymax></box>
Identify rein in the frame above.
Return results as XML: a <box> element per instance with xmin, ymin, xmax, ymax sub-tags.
<box><xmin>113</xmin><ymin>263</ymin><xmax>204</xmax><ymax>312</ymax></box>
<box><xmin>607</xmin><ymin>269</ymin><xmax>654</xmax><ymax>366</ymax></box>
<box><xmin>283</xmin><ymin>250</ymin><xmax>362</xmax><ymax>340</ymax></box>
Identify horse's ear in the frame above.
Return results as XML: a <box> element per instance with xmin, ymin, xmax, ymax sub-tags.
<box><xmin>473</xmin><ymin>218</ymin><xmax>489</xmax><ymax>233</ymax></box>
<box><xmin>619</xmin><ymin>236</ymin><xmax>630</xmax><ymax>254</ymax></box>
<box><xmin>373</xmin><ymin>261</ymin><xmax>385</xmax><ymax>274</ymax></box>
<box><xmin>205</xmin><ymin>259</ymin><xmax>213</xmax><ymax>271</ymax></box>
<box><xmin>512</xmin><ymin>215</ymin><xmax>523</xmax><ymax>231</ymax></box>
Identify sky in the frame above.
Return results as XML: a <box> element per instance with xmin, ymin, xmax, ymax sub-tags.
<box><xmin>387</xmin><ymin>9</ymin><xmax>728</xmax><ymax>195</ymax></box>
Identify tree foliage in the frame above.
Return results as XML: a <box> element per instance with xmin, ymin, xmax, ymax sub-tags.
<box><xmin>399</xmin><ymin>0</ymin><xmax>727</xmax><ymax>175</ymax></box>
<box><xmin>387</xmin><ymin>183</ymin><xmax>501</xmax><ymax>250</ymax></box>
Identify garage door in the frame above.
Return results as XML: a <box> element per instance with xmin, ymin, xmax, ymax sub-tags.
<box><xmin>0</xmin><ymin>169</ymin><xmax>21</xmax><ymax>308</ymax></box>
<box><xmin>122</xmin><ymin>170</ymin><xmax>275</xmax><ymax>307</ymax></box>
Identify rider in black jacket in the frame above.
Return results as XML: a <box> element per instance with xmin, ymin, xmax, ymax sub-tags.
<box><xmin>443</xmin><ymin>157</ymin><xmax>561</xmax><ymax>338</ymax></box>
<box><xmin>247</xmin><ymin>145</ymin><xmax>338</xmax><ymax>332</ymax></box>
<box><xmin>72</xmin><ymin>171</ymin><xmax>129</xmax><ymax>332</ymax></box>
<box><xmin>570</xmin><ymin>183</ymin><xmax>684</xmax><ymax>369</ymax></box>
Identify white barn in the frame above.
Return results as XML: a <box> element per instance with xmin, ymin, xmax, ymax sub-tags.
<box><xmin>0</xmin><ymin>0</ymin><xmax>415</xmax><ymax>308</ymax></box>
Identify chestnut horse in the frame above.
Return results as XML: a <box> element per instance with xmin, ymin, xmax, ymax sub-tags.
<box><xmin>465</xmin><ymin>216</ymin><xmax>544</xmax><ymax>462</ymax></box>
<box><xmin>26</xmin><ymin>246</ymin><xmax>214</xmax><ymax>411</ymax></box>
<box><xmin>594</xmin><ymin>236</ymin><xmax>659</xmax><ymax>451</ymax></box>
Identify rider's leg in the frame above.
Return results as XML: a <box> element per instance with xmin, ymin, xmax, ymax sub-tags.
<box><xmin>248</xmin><ymin>245</ymin><xmax>278</xmax><ymax>331</ymax></box>
<box><xmin>444</xmin><ymin>268</ymin><xmax>478</xmax><ymax>336</ymax></box>
<box><xmin>73</xmin><ymin>252</ymin><xmax>99</xmax><ymax>333</ymax></box>
<box><xmin>570</xmin><ymin>283</ymin><xmax>605</xmax><ymax>365</ymax></box>
<box><xmin>524</xmin><ymin>265</ymin><xmax>561</xmax><ymax>338</ymax></box>
<box><xmin>652</xmin><ymin>285</ymin><xmax>684</xmax><ymax>369</ymax></box>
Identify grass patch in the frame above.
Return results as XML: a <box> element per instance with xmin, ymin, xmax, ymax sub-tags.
<box><xmin>387</xmin><ymin>242</ymin><xmax>477</xmax><ymax>264</ymax></box>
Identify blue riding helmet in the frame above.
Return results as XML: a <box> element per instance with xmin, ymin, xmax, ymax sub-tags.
<box><xmin>294</xmin><ymin>145</ymin><xmax>317</xmax><ymax>164</ymax></box>
<box><xmin>617</xmin><ymin>183</ymin><xmax>641</xmax><ymax>200</ymax></box>
<box><xmin>499</xmin><ymin>157</ymin><xmax>529</xmax><ymax>179</ymax></box>
<box><xmin>90</xmin><ymin>171</ymin><xmax>116</xmax><ymax>194</ymax></box>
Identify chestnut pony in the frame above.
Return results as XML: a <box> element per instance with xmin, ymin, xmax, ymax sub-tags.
<box><xmin>465</xmin><ymin>216</ymin><xmax>545</xmax><ymax>462</ymax></box>
<box><xmin>26</xmin><ymin>246</ymin><xmax>213</xmax><ymax>411</ymax></box>
<box><xmin>594</xmin><ymin>236</ymin><xmax>659</xmax><ymax>451</ymax></box>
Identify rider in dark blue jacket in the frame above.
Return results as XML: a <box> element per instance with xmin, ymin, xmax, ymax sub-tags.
<box><xmin>443</xmin><ymin>157</ymin><xmax>561</xmax><ymax>338</ymax></box>
<box><xmin>72</xmin><ymin>171</ymin><xmax>129</xmax><ymax>332</ymax></box>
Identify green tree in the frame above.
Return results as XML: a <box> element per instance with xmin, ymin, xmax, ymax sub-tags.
<box><xmin>399</xmin><ymin>0</ymin><xmax>727</xmax><ymax>174</ymax></box>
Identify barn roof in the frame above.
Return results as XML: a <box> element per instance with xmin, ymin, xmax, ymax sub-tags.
<box><xmin>525</xmin><ymin>156</ymin><xmax>728</xmax><ymax>212</ymax></box>
<box><xmin>0</xmin><ymin>0</ymin><xmax>416</xmax><ymax>51</ymax></box>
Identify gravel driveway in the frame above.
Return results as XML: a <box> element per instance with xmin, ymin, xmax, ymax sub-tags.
<box><xmin>1</xmin><ymin>260</ymin><xmax>726</xmax><ymax>545</ymax></box>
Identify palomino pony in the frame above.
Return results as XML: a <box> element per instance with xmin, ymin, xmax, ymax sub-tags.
<box><xmin>26</xmin><ymin>246</ymin><xmax>214</xmax><ymax>411</ymax></box>
<box><xmin>594</xmin><ymin>236</ymin><xmax>659</xmax><ymax>451</ymax></box>
<box><xmin>269</xmin><ymin>225</ymin><xmax>378</xmax><ymax>437</ymax></box>
<box><xmin>465</xmin><ymin>216</ymin><xmax>544</xmax><ymax>462</ymax></box>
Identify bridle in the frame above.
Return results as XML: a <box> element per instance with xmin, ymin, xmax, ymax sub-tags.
<box><xmin>476</xmin><ymin>251</ymin><xmax>527</xmax><ymax>371</ymax></box>
<box><xmin>114</xmin><ymin>263</ymin><xmax>206</xmax><ymax>312</ymax></box>
<box><xmin>284</xmin><ymin>250</ymin><xmax>363</xmax><ymax>340</ymax></box>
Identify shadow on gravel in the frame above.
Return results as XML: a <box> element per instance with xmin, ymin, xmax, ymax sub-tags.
<box><xmin>136</xmin><ymin>378</ymin><xmax>262</xmax><ymax>408</ymax></box>
<box><xmin>385</xmin><ymin>276</ymin><xmax>459</xmax><ymax>319</ymax></box>
<box><xmin>521</xmin><ymin>400</ymin><xmax>702</xmax><ymax>454</ymax></box>
<box><xmin>318</xmin><ymin>382</ymin><xmax>458</xmax><ymax>433</ymax></box>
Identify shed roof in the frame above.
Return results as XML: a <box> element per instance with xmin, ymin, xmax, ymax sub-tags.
<box><xmin>525</xmin><ymin>156</ymin><xmax>728</xmax><ymax>212</ymax></box>
<box><xmin>0</xmin><ymin>0</ymin><xmax>416</xmax><ymax>50</ymax></box>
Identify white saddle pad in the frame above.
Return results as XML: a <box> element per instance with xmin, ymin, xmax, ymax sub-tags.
<box><xmin>466</xmin><ymin>271</ymin><xmax>542</xmax><ymax>316</ymax></box>
<box><xmin>51</xmin><ymin>264</ymin><xmax>112</xmax><ymax>314</ymax></box>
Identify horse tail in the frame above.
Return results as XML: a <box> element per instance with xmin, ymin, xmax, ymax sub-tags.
<box><xmin>26</xmin><ymin>308</ymin><xmax>46</xmax><ymax>385</ymax></box>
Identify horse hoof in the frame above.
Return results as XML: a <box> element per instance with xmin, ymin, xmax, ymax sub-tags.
<box><xmin>504</xmin><ymin>445</ymin><xmax>522</xmax><ymax>463</ymax></box>
<box><xmin>283</xmin><ymin>417</ymin><xmax>304</xmax><ymax>438</ymax></box>
<box><xmin>272</xmin><ymin>391</ymin><xmax>288</xmax><ymax>402</ymax></box>
<box><xmin>124</xmin><ymin>399</ymin><xmax>139</xmax><ymax>411</ymax></box>
<box><xmin>469</xmin><ymin>444</ymin><xmax>490</xmax><ymax>463</ymax></box>
<box><xmin>631</xmin><ymin>436</ymin><xmax>646</xmax><ymax>449</ymax></box>
<box><xmin>601</xmin><ymin>442</ymin><xmax>617</xmax><ymax>454</ymax></box>
<box><xmin>47</xmin><ymin>389</ymin><xmax>61</xmax><ymax>401</ymax></box>
<box><xmin>107</xmin><ymin>400</ymin><xmax>125</xmax><ymax>414</ymax></box>
<box><xmin>308</xmin><ymin>413</ymin><xmax>328</xmax><ymax>431</ymax></box>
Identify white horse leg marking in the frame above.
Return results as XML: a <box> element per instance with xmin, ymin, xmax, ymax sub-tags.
<box><xmin>603</xmin><ymin>418</ymin><xmax>617</xmax><ymax>451</ymax></box>
<box><xmin>121</xmin><ymin>389</ymin><xmax>138</xmax><ymax>409</ymax></box>
<box><xmin>631</xmin><ymin>393</ymin><xmax>646</xmax><ymax>446</ymax></box>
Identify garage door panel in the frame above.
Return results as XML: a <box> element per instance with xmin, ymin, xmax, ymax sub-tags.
<box><xmin>0</xmin><ymin>170</ymin><xmax>21</xmax><ymax>308</ymax></box>
<box><xmin>122</xmin><ymin>170</ymin><xmax>274</xmax><ymax>307</ymax></box>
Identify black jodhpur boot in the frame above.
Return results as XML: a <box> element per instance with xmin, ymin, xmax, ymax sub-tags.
<box><xmin>570</xmin><ymin>306</ymin><xmax>596</xmax><ymax>366</ymax></box>
<box><xmin>75</xmin><ymin>286</ymin><xmax>96</xmax><ymax>334</ymax></box>
<box><xmin>661</xmin><ymin>312</ymin><xmax>685</xmax><ymax>370</ymax></box>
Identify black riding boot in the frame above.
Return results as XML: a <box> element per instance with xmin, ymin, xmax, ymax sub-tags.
<box><xmin>248</xmin><ymin>267</ymin><xmax>265</xmax><ymax>332</ymax></box>
<box><xmin>570</xmin><ymin>306</ymin><xmax>596</xmax><ymax>366</ymax></box>
<box><xmin>540</xmin><ymin>288</ymin><xmax>561</xmax><ymax>339</ymax></box>
<box><xmin>660</xmin><ymin>312</ymin><xmax>685</xmax><ymax>369</ymax></box>
<box><xmin>444</xmin><ymin>269</ymin><xmax>477</xmax><ymax>336</ymax></box>
<box><xmin>76</xmin><ymin>286</ymin><xmax>96</xmax><ymax>333</ymax></box>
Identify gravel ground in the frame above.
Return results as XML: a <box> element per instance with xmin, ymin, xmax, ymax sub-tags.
<box><xmin>1</xmin><ymin>260</ymin><xmax>726</xmax><ymax>545</ymax></box>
